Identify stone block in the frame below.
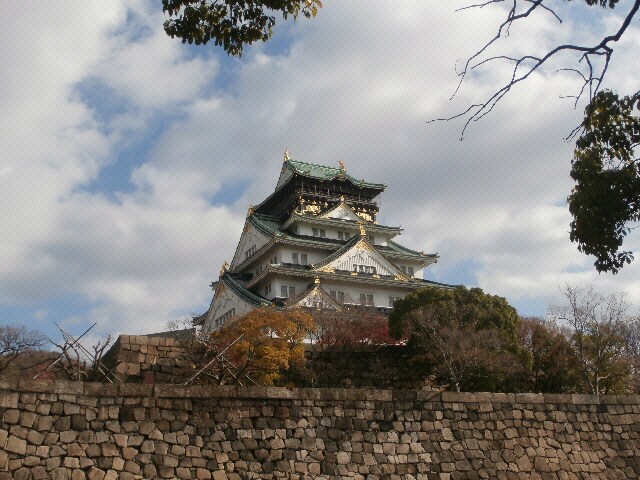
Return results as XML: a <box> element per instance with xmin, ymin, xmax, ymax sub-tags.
<box><xmin>155</xmin><ymin>384</ymin><xmax>187</xmax><ymax>398</ymax></box>
<box><xmin>571</xmin><ymin>394</ymin><xmax>600</xmax><ymax>405</ymax></box>
<box><xmin>54</xmin><ymin>381</ymin><xmax>83</xmax><ymax>395</ymax></box>
<box><xmin>5</xmin><ymin>435</ymin><xmax>27</xmax><ymax>455</ymax></box>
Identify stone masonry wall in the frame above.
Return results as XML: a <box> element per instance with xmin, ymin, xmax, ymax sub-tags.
<box><xmin>104</xmin><ymin>335</ymin><xmax>194</xmax><ymax>384</ymax></box>
<box><xmin>2</xmin><ymin>378</ymin><xmax>640</xmax><ymax>479</ymax></box>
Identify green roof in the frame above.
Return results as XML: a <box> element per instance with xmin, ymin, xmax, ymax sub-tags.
<box><xmin>222</xmin><ymin>274</ymin><xmax>272</xmax><ymax>307</ymax></box>
<box><xmin>285</xmin><ymin>159</ymin><xmax>386</xmax><ymax>189</ymax></box>
<box><xmin>382</xmin><ymin>240</ymin><xmax>438</xmax><ymax>260</ymax></box>
<box><xmin>248</xmin><ymin>213</ymin><xmax>282</xmax><ymax>237</ymax></box>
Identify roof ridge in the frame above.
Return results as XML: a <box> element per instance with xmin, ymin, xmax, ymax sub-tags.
<box><xmin>287</xmin><ymin>158</ymin><xmax>341</xmax><ymax>171</ymax></box>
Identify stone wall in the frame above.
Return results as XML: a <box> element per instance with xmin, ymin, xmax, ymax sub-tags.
<box><xmin>2</xmin><ymin>378</ymin><xmax>640</xmax><ymax>479</ymax></box>
<box><xmin>104</xmin><ymin>335</ymin><xmax>195</xmax><ymax>384</ymax></box>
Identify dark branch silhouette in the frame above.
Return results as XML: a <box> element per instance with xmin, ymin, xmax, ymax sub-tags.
<box><xmin>432</xmin><ymin>0</ymin><xmax>640</xmax><ymax>139</ymax></box>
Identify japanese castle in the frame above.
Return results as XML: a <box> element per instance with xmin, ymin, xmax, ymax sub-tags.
<box><xmin>198</xmin><ymin>152</ymin><xmax>451</xmax><ymax>333</ymax></box>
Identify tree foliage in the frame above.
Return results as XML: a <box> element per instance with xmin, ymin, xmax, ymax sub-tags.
<box><xmin>310</xmin><ymin>306</ymin><xmax>400</xmax><ymax>347</ymax></box>
<box><xmin>204</xmin><ymin>307</ymin><xmax>314</xmax><ymax>385</ymax></box>
<box><xmin>162</xmin><ymin>0</ymin><xmax>322</xmax><ymax>56</ymax></box>
<box><xmin>568</xmin><ymin>90</ymin><xmax>640</xmax><ymax>273</ymax></box>
<box><xmin>518</xmin><ymin>317</ymin><xmax>583</xmax><ymax>393</ymax></box>
<box><xmin>389</xmin><ymin>286</ymin><xmax>523</xmax><ymax>391</ymax></box>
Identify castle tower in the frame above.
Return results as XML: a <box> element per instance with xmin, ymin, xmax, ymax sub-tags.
<box><xmin>198</xmin><ymin>153</ymin><xmax>453</xmax><ymax>332</ymax></box>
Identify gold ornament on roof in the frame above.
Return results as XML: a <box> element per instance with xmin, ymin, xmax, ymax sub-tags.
<box><xmin>284</xmin><ymin>149</ymin><xmax>291</xmax><ymax>162</ymax></box>
<box><xmin>220</xmin><ymin>261</ymin><xmax>229</xmax><ymax>276</ymax></box>
<box><xmin>340</xmin><ymin>195</ymin><xmax>345</xmax><ymax>202</ymax></box>
<box><xmin>247</xmin><ymin>205</ymin><xmax>254</xmax><ymax>217</ymax></box>
<box><xmin>314</xmin><ymin>277</ymin><xmax>321</xmax><ymax>285</ymax></box>
<box><xmin>318</xmin><ymin>265</ymin><xmax>336</xmax><ymax>273</ymax></box>
<box><xmin>338</xmin><ymin>160</ymin><xmax>345</xmax><ymax>170</ymax></box>
<box><xmin>359</xmin><ymin>224</ymin><xmax>367</xmax><ymax>237</ymax></box>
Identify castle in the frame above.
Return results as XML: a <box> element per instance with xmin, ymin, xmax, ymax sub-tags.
<box><xmin>198</xmin><ymin>152</ymin><xmax>452</xmax><ymax>333</ymax></box>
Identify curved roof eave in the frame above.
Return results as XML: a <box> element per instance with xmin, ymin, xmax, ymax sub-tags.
<box><xmin>283</xmin><ymin>211</ymin><xmax>402</xmax><ymax>234</ymax></box>
<box><xmin>285</xmin><ymin>159</ymin><xmax>386</xmax><ymax>190</ymax></box>
<box><xmin>222</xmin><ymin>274</ymin><xmax>273</xmax><ymax>307</ymax></box>
<box><xmin>254</xmin><ymin>159</ymin><xmax>386</xmax><ymax>213</ymax></box>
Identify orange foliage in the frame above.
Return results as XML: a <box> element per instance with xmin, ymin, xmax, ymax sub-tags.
<box><xmin>211</xmin><ymin>307</ymin><xmax>314</xmax><ymax>385</ymax></box>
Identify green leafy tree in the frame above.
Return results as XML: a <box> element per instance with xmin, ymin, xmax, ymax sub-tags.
<box><xmin>568</xmin><ymin>90</ymin><xmax>640</xmax><ymax>273</ymax></box>
<box><xmin>390</xmin><ymin>286</ymin><xmax>525</xmax><ymax>392</ymax></box>
<box><xmin>162</xmin><ymin>0</ymin><xmax>322</xmax><ymax>56</ymax></box>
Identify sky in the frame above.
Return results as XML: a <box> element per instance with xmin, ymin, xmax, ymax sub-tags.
<box><xmin>1</xmin><ymin>1</ymin><xmax>640</xmax><ymax>345</ymax></box>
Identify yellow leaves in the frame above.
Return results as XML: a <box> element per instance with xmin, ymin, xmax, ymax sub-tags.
<box><xmin>210</xmin><ymin>307</ymin><xmax>314</xmax><ymax>385</ymax></box>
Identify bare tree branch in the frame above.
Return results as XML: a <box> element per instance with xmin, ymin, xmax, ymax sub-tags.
<box><xmin>436</xmin><ymin>0</ymin><xmax>640</xmax><ymax>139</ymax></box>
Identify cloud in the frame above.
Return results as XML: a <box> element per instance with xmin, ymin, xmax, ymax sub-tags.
<box><xmin>1</xmin><ymin>1</ymin><xmax>639</xmax><ymax>341</ymax></box>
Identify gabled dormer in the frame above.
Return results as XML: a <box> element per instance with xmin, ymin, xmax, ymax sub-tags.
<box><xmin>311</xmin><ymin>233</ymin><xmax>413</xmax><ymax>281</ymax></box>
<box><xmin>319</xmin><ymin>199</ymin><xmax>367</xmax><ymax>222</ymax></box>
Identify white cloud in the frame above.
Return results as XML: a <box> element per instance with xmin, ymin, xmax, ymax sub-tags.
<box><xmin>1</xmin><ymin>1</ymin><xmax>639</xmax><ymax>341</ymax></box>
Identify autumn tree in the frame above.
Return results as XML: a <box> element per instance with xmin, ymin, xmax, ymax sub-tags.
<box><xmin>390</xmin><ymin>286</ymin><xmax>525</xmax><ymax>392</ymax></box>
<box><xmin>192</xmin><ymin>307</ymin><xmax>314</xmax><ymax>386</ymax></box>
<box><xmin>309</xmin><ymin>306</ymin><xmax>400</xmax><ymax>347</ymax></box>
<box><xmin>550</xmin><ymin>284</ymin><xmax>632</xmax><ymax>394</ymax></box>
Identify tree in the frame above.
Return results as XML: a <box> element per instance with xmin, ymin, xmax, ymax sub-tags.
<box><xmin>0</xmin><ymin>325</ymin><xmax>46</xmax><ymax>375</ymax></box>
<box><xmin>309</xmin><ymin>306</ymin><xmax>400</xmax><ymax>347</ymax></box>
<box><xmin>568</xmin><ymin>90</ymin><xmax>640</xmax><ymax>273</ymax></box>
<box><xmin>517</xmin><ymin>316</ymin><xmax>583</xmax><ymax>392</ymax></box>
<box><xmin>550</xmin><ymin>284</ymin><xmax>632</xmax><ymax>394</ymax></box>
<box><xmin>438</xmin><ymin>0</ymin><xmax>640</xmax><ymax>272</ymax></box>
<box><xmin>162</xmin><ymin>0</ymin><xmax>322</xmax><ymax>56</ymax></box>
<box><xmin>199</xmin><ymin>307</ymin><xmax>314</xmax><ymax>385</ymax></box>
<box><xmin>390</xmin><ymin>286</ymin><xmax>525</xmax><ymax>392</ymax></box>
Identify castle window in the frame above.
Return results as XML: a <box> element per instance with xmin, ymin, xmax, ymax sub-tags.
<box><xmin>280</xmin><ymin>286</ymin><xmax>296</xmax><ymax>298</ymax></box>
<box><xmin>353</xmin><ymin>264</ymin><xmax>376</xmax><ymax>274</ymax></box>
<box><xmin>312</xmin><ymin>228</ymin><xmax>326</xmax><ymax>238</ymax></box>
<box><xmin>330</xmin><ymin>290</ymin><xmax>345</xmax><ymax>303</ymax></box>
<box><xmin>407</xmin><ymin>266</ymin><xmax>414</xmax><ymax>276</ymax></box>
<box><xmin>300</xmin><ymin>253</ymin><xmax>308</xmax><ymax>265</ymax></box>
<box><xmin>264</xmin><ymin>283</ymin><xmax>272</xmax><ymax>296</ymax></box>
<box><xmin>216</xmin><ymin>308</ymin><xmax>236</xmax><ymax>327</ymax></box>
<box><xmin>388</xmin><ymin>296</ymin><xmax>401</xmax><ymax>307</ymax></box>
<box><xmin>245</xmin><ymin>244</ymin><xmax>257</xmax><ymax>259</ymax></box>
<box><xmin>292</xmin><ymin>253</ymin><xmax>299</xmax><ymax>264</ymax></box>
<box><xmin>360</xmin><ymin>294</ymin><xmax>374</xmax><ymax>306</ymax></box>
